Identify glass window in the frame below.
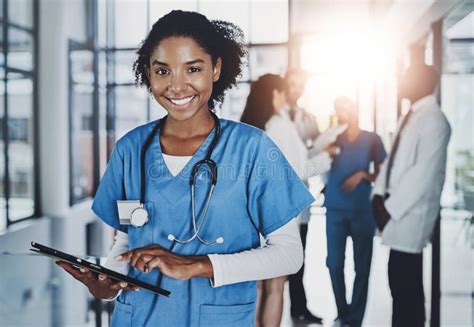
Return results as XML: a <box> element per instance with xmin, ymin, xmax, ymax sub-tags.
<box><xmin>0</xmin><ymin>0</ymin><xmax>37</xmax><ymax>230</ymax></box>
<box><xmin>115</xmin><ymin>86</ymin><xmax>148</xmax><ymax>140</ymax></box>
<box><xmin>8</xmin><ymin>27</ymin><xmax>34</xmax><ymax>71</ymax></box>
<box><xmin>249</xmin><ymin>1</ymin><xmax>288</xmax><ymax>44</ymax></box>
<box><xmin>441</xmin><ymin>9</ymin><xmax>474</xmax><ymax>210</ymax></box>
<box><xmin>69</xmin><ymin>45</ymin><xmax>95</xmax><ymax>204</ymax></box>
<box><xmin>249</xmin><ymin>46</ymin><xmax>287</xmax><ymax>80</ymax></box>
<box><xmin>149</xmin><ymin>0</ymin><xmax>197</xmax><ymax>27</ymax></box>
<box><xmin>7</xmin><ymin>77</ymin><xmax>34</xmax><ymax>221</ymax></box>
<box><xmin>445</xmin><ymin>42</ymin><xmax>474</xmax><ymax>73</ymax></box>
<box><xmin>71</xmin><ymin>84</ymin><xmax>94</xmax><ymax>202</ymax></box>
<box><xmin>8</xmin><ymin>0</ymin><xmax>33</xmax><ymax>29</ymax></box>
<box><xmin>0</xmin><ymin>78</ymin><xmax>5</xmax><ymax>231</ymax></box>
<box><xmin>114</xmin><ymin>50</ymin><xmax>137</xmax><ymax>84</ymax></box>
<box><xmin>114</xmin><ymin>0</ymin><xmax>148</xmax><ymax>48</ymax></box>
<box><xmin>218</xmin><ymin>83</ymin><xmax>250</xmax><ymax>121</ymax></box>
<box><xmin>199</xmin><ymin>0</ymin><xmax>250</xmax><ymax>43</ymax></box>
<box><xmin>97</xmin><ymin>0</ymin><xmax>107</xmax><ymax>47</ymax></box>
<box><xmin>70</xmin><ymin>50</ymin><xmax>94</xmax><ymax>84</ymax></box>
<box><xmin>98</xmin><ymin>87</ymin><xmax>108</xmax><ymax>177</ymax></box>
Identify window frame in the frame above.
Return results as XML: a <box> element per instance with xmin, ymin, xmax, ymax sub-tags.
<box><xmin>0</xmin><ymin>0</ymin><xmax>40</xmax><ymax>229</ymax></box>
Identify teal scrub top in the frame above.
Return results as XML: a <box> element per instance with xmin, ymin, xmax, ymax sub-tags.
<box><xmin>91</xmin><ymin>118</ymin><xmax>314</xmax><ymax>327</ymax></box>
<box><xmin>325</xmin><ymin>130</ymin><xmax>386</xmax><ymax>213</ymax></box>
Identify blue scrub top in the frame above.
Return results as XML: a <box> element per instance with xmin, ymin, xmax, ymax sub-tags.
<box><xmin>91</xmin><ymin>118</ymin><xmax>314</xmax><ymax>327</ymax></box>
<box><xmin>324</xmin><ymin>130</ymin><xmax>386</xmax><ymax>213</ymax></box>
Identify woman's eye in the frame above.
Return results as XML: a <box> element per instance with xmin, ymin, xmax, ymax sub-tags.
<box><xmin>189</xmin><ymin>67</ymin><xmax>201</xmax><ymax>73</ymax></box>
<box><xmin>155</xmin><ymin>68</ymin><xmax>169</xmax><ymax>75</ymax></box>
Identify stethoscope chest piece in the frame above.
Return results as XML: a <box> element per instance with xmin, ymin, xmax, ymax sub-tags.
<box><xmin>130</xmin><ymin>206</ymin><xmax>149</xmax><ymax>228</ymax></box>
<box><xmin>116</xmin><ymin>200</ymin><xmax>148</xmax><ymax>227</ymax></box>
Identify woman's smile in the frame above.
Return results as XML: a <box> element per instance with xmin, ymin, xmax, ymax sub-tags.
<box><xmin>165</xmin><ymin>95</ymin><xmax>197</xmax><ymax>110</ymax></box>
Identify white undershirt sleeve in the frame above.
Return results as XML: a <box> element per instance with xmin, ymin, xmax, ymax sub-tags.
<box><xmin>103</xmin><ymin>230</ymin><xmax>130</xmax><ymax>275</ymax></box>
<box><xmin>300</xmin><ymin>151</ymin><xmax>332</xmax><ymax>180</ymax></box>
<box><xmin>207</xmin><ymin>218</ymin><xmax>303</xmax><ymax>287</ymax></box>
<box><xmin>103</xmin><ymin>219</ymin><xmax>303</xmax><ymax>289</ymax></box>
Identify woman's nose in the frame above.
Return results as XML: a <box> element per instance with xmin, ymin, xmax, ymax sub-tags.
<box><xmin>168</xmin><ymin>73</ymin><xmax>187</xmax><ymax>93</ymax></box>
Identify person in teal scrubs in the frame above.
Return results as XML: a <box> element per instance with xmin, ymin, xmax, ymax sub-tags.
<box><xmin>325</xmin><ymin>96</ymin><xmax>386</xmax><ymax>327</ymax></box>
<box><xmin>56</xmin><ymin>10</ymin><xmax>314</xmax><ymax>327</ymax></box>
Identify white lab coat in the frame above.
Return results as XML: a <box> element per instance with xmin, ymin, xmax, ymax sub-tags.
<box><xmin>373</xmin><ymin>95</ymin><xmax>451</xmax><ymax>253</ymax></box>
<box><xmin>265</xmin><ymin>110</ymin><xmax>332</xmax><ymax>182</ymax></box>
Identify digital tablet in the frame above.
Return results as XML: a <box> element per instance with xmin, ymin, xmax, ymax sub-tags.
<box><xmin>30</xmin><ymin>241</ymin><xmax>170</xmax><ymax>297</ymax></box>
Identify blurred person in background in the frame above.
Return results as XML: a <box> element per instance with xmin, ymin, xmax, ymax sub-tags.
<box><xmin>241</xmin><ymin>73</ymin><xmax>336</xmax><ymax>326</ymax></box>
<box><xmin>372</xmin><ymin>64</ymin><xmax>451</xmax><ymax>327</ymax></box>
<box><xmin>325</xmin><ymin>96</ymin><xmax>387</xmax><ymax>327</ymax></box>
<box><xmin>284</xmin><ymin>68</ymin><xmax>326</xmax><ymax>324</ymax></box>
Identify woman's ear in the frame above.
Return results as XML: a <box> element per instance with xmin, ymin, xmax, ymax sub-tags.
<box><xmin>213</xmin><ymin>58</ymin><xmax>222</xmax><ymax>82</ymax></box>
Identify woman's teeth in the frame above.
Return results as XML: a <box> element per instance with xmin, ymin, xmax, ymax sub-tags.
<box><xmin>170</xmin><ymin>96</ymin><xmax>194</xmax><ymax>106</ymax></box>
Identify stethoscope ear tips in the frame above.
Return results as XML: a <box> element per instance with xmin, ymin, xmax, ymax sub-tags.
<box><xmin>167</xmin><ymin>234</ymin><xmax>176</xmax><ymax>242</ymax></box>
<box><xmin>215</xmin><ymin>237</ymin><xmax>224</xmax><ymax>244</ymax></box>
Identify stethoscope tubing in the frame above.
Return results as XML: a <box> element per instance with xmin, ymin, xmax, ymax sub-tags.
<box><xmin>140</xmin><ymin>111</ymin><xmax>222</xmax><ymax>245</ymax></box>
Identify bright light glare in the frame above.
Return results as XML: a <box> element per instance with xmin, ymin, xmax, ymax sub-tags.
<box><xmin>300</xmin><ymin>30</ymin><xmax>398</xmax><ymax>133</ymax></box>
<box><xmin>301</xmin><ymin>31</ymin><xmax>395</xmax><ymax>82</ymax></box>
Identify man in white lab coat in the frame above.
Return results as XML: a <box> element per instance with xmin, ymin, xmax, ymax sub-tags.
<box><xmin>372</xmin><ymin>64</ymin><xmax>451</xmax><ymax>327</ymax></box>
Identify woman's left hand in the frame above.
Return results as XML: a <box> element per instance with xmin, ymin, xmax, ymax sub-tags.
<box><xmin>115</xmin><ymin>245</ymin><xmax>213</xmax><ymax>280</ymax></box>
<box><xmin>342</xmin><ymin>171</ymin><xmax>366</xmax><ymax>192</ymax></box>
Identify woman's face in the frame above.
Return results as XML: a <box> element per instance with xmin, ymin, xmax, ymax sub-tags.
<box><xmin>146</xmin><ymin>36</ymin><xmax>221</xmax><ymax>122</ymax></box>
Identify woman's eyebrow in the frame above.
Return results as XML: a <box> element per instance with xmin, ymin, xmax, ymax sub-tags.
<box><xmin>186</xmin><ymin>59</ymin><xmax>204</xmax><ymax>65</ymax></box>
<box><xmin>151</xmin><ymin>60</ymin><xmax>168</xmax><ymax>66</ymax></box>
<box><xmin>151</xmin><ymin>59</ymin><xmax>204</xmax><ymax>66</ymax></box>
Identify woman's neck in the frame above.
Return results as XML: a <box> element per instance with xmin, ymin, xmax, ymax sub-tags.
<box><xmin>163</xmin><ymin>108</ymin><xmax>214</xmax><ymax>139</ymax></box>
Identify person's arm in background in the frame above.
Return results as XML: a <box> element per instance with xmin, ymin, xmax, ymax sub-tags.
<box><xmin>342</xmin><ymin>134</ymin><xmax>387</xmax><ymax>192</ymax></box>
<box><xmin>300</xmin><ymin>147</ymin><xmax>336</xmax><ymax>180</ymax></box>
<box><xmin>371</xmin><ymin>157</ymin><xmax>390</xmax><ymax>231</ymax></box>
<box><xmin>266</xmin><ymin>119</ymin><xmax>335</xmax><ymax>180</ymax></box>
<box><xmin>308</xmin><ymin>124</ymin><xmax>348</xmax><ymax>156</ymax></box>
<box><xmin>302</xmin><ymin>110</ymin><xmax>320</xmax><ymax>145</ymax></box>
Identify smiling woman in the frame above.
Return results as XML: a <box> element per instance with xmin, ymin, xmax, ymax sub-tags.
<box><xmin>57</xmin><ymin>10</ymin><xmax>313</xmax><ymax>327</ymax></box>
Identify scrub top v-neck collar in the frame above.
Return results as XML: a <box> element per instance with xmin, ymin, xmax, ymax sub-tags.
<box><xmin>146</xmin><ymin>118</ymin><xmax>218</xmax><ymax>205</ymax></box>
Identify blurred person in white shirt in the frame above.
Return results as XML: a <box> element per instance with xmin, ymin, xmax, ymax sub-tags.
<box><xmin>372</xmin><ymin>63</ymin><xmax>451</xmax><ymax>327</ymax></box>
<box><xmin>241</xmin><ymin>73</ymin><xmax>337</xmax><ymax>326</ymax></box>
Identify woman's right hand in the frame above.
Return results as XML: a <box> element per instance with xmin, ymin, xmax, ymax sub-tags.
<box><xmin>56</xmin><ymin>261</ymin><xmax>139</xmax><ymax>300</ymax></box>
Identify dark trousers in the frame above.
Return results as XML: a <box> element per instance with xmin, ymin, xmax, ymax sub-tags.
<box><xmin>289</xmin><ymin>224</ymin><xmax>309</xmax><ymax>315</ymax></box>
<box><xmin>388</xmin><ymin>249</ymin><xmax>425</xmax><ymax>327</ymax></box>
<box><xmin>326</xmin><ymin>210</ymin><xmax>374</xmax><ymax>327</ymax></box>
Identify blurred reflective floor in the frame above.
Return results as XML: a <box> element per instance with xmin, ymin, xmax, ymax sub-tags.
<box><xmin>281</xmin><ymin>209</ymin><xmax>473</xmax><ymax>327</ymax></box>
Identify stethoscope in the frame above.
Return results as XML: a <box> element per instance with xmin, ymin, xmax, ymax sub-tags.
<box><xmin>129</xmin><ymin>111</ymin><xmax>224</xmax><ymax>245</ymax></box>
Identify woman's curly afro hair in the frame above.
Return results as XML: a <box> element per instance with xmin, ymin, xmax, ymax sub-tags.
<box><xmin>133</xmin><ymin>10</ymin><xmax>247</xmax><ymax>109</ymax></box>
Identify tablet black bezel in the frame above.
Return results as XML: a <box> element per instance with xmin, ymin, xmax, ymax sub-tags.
<box><xmin>30</xmin><ymin>241</ymin><xmax>170</xmax><ymax>297</ymax></box>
